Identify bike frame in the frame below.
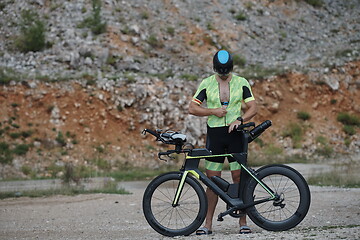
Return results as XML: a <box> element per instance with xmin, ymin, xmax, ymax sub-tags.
<box><xmin>143</xmin><ymin>120</ymin><xmax>310</xmax><ymax>235</ymax></box>
<box><xmin>172</xmin><ymin>153</ymin><xmax>277</xmax><ymax>211</ymax></box>
<box><xmin>172</xmin><ymin>130</ymin><xmax>278</xmax><ymax>214</ymax></box>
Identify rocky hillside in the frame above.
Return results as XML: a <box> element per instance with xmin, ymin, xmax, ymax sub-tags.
<box><xmin>0</xmin><ymin>0</ymin><xmax>359</xmax><ymax>179</ymax></box>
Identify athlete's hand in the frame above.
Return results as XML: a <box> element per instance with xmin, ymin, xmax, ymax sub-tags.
<box><xmin>228</xmin><ymin>120</ymin><xmax>242</xmax><ymax>133</ymax></box>
<box><xmin>212</xmin><ymin>107</ymin><xmax>227</xmax><ymax>118</ymax></box>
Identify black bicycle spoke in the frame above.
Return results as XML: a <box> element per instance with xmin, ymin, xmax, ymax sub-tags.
<box><xmin>159</xmin><ymin>206</ymin><xmax>174</xmax><ymax>224</ymax></box>
<box><xmin>175</xmin><ymin>208</ymin><xmax>187</xmax><ymax>228</ymax></box>
<box><xmin>255</xmin><ymin>202</ymin><xmax>269</xmax><ymax>211</ymax></box>
<box><xmin>281</xmin><ymin>188</ymin><xmax>299</xmax><ymax>195</ymax></box>
<box><xmin>179</xmin><ymin>185</ymin><xmax>192</xmax><ymax>200</ymax></box>
<box><xmin>285</xmin><ymin>191</ymin><xmax>300</xmax><ymax>199</ymax></box>
<box><xmin>167</xmin><ymin>207</ymin><xmax>174</xmax><ymax>227</ymax></box>
<box><xmin>276</xmin><ymin>175</ymin><xmax>284</xmax><ymax>192</ymax></box>
<box><xmin>153</xmin><ymin>204</ymin><xmax>173</xmax><ymax>216</ymax></box>
<box><xmin>156</xmin><ymin>187</ymin><xmax>173</xmax><ymax>202</ymax></box>
<box><xmin>282</xmin><ymin>177</ymin><xmax>292</xmax><ymax>192</ymax></box>
<box><xmin>151</xmin><ymin>195</ymin><xmax>168</xmax><ymax>203</ymax></box>
<box><xmin>283</xmin><ymin>205</ymin><xmax>295</xmax><ymax>216</ymax></box>
<box><xmin>178</xmin><ymin>205</ymin><xmax>198</xmax><ymax>213</ymax></box>
<box><xmin>180</xmin><ymin>193</ymin><xmax>198</xmax><ymax>202</ymax></box>
<box><xmin>282</xmin><ymin>182</ymin><xmax>297</xmax><ymax>194</ymax></box>
<box><xmin>254</xmin><ymin>188</ymin><xmax>272</xmax><ymax>195</ymax></box>
<box><xmin>268</xmin><ymin>175</ymin><xmax>277</xmax><ymax>190</ymax></box>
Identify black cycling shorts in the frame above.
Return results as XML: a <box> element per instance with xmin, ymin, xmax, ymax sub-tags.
<box><xmin>205</xmin><ymin>125</ymin><xmax>243</xmax><ymax>171</ymax></box>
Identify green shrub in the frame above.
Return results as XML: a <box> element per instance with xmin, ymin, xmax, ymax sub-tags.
<box><xmin>0</xmin><ymin>3</ymin><xmax>6</xmax><ymax>11</ymax></box>
<box><xmin>283</xmin><ymin>123</ymin><xmax>303</xmax><ymax>148</ymax></box>
<box><xmin>343</xmin><ymin>125</ymin><xmax>356</xmax><ymax>136</ymax></box>
<box><xmin>240</xmin><ymin>64</ymin><xmax>284</xmax><ymax>80</ymax></box>
<box><xmin>314</xmin><ymin>145</ymin><xmax>333</xmax><ymax>157</ymax></box>
<box><xmin>0</xmin><ymin>68</ymin><xmax>12</xmax><ymax>85</ymax></box>
<box><xmin>0</xmin><ymin>142</ymin><xmax>13</xmax><ymax>164</ymax></box>
<box><xmin>229</xmin><ymin>8</ymin><xmax>236</xmax><ymax>14</ymax></box>
<box><xmin>141</xmin><ymin>11</ymin><xmax>149</xmax><ymax>19</ymax></box>
<box><xmin>297</xmin><ymin>111</ymin><xmax>311</xmax><ymax>121</ymax></box>
<box><xmin>315</xmin><ymin>135</ymin><xmax>333</xmax><ymax>157</ymax></box>
<box><xmin>233</xmin><ymin>54</ymin><xmax>246</xmax><ymax>67</ymax></box>
<box><xmin>95</xmin><ymin>145</ymin><xmax>105</xmax><ymax>153</ymax></box>
<box><xmin>21</xmin><ymin>165</ymin><xmax>32</xmax><ymax>176</ymax></box>
<box><xmin>146</xmin><ymin>34</ymin><xmax>164</xmax><ymax>48</ymax></box>
<box><xmin>335</xmin><ymin>49</ymin><xmax>353</xmax><ymax>58</ymax></box>
<box><xmin>264</xmin><ymin>144</ymin><xmax>283</xmax><ymax>156</ymax></box>
<box><xmin>13</xmin><ymin>144</ymin><xmax>30</xmax><ymax>155</ymax></box>
<box><xmin>337</xmin><ymin>112</ymin><xmax>360</xmax><ymax>135</ymax></box>
<box><xmin>46</xmin><ymin>163</ymin><xmax>64</xmax><ymax>178</ymax></box>
<box><xmin>167</xmin><ymin>27</ymin><xmax>175</xmax><ymax>36</ymax></box>
<box><xmin>56</xmin><ymin>131</ymin><xmax>66</xmax><ymax>146</ymax></box>
<box><xmin>21</xmin><ymin>130</ymin><xmax>33</xmax><ymax>138</ymax></box>
<box><xmin>9</xmin><ymin>132</ymin><xmax>21</xmax><ymax>139</ymax></box>
<box><xmin>152</xmin><ymin>70</ymin><xmax>174</xmax><ymax>81</ymax></box>
<box><xmin>344</xmin><ymin>137</ymin><xmax>351</xmax><ymax>147</ymax></box>
<box><xmin>15</xmin><ymin>10</ymin><xmax>46</xmax><ymax>52</ymax></box>
<box><xmin>254</xmin><ymin>138</ymin><xmax>264</xmax><ymax>147</ymax></box>
<box><xmin>235</xmin><ymin>12</ymin><xmax>247</xmax><ymax>21</ymax></box>
<box><xmin>303</xmin><ymin>0</ymin><xmax>324</xmax><ymax>7</ymax></box>
<box><xmin>90</xmin><ymin>0</ymin><xmax>107</xmax><ymax>34</ymax></box>
<box><xmin>202</xmin><ymin>35</ymin><xmax>217</xmax><ymax>47</ymax></box>
<box><xmin>337</xmin><ymin>112</ymin><xmax>360</xmax><ymax>126</ymax></box>
<box><xmin>0</xmin><ymin>67</ymin><xmax>21</xmax><ymax>85</ymax></box>
<box><xmin>315</xmin><ymin>135</ymin><xmax>327</xmax><ymax>145</ymax></box>
<box><xmin>308</xmin><ymin>166</ymin><xmax>360</xmax><ymax>188</ymax></box>
<box><xmin>78</xmin><ymin>0</ymin><xmax>107</xmax><ymax>35</ymax></box>
<box><xmin>180</xmin><ymin>74</ymin><xmax>198</xmax><ymax>81</ymax></box>
<box><xmin>94</xmin><ymin>158</ymin><xmax>111</xmax><ymax>170</ymax></box>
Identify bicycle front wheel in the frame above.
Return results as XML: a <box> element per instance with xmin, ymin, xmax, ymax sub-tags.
<box><xmin>244</xmin><ymin>165</ymin><xmax>311</xmax><ymax>231</ymax></box>
<box><xmin>143</xmin><ymin>172</ymin><xmax>207</xmax><ymax>236</ymax></box>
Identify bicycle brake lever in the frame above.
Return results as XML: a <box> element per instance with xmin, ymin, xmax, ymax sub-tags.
<box><xmin>158</xmin><ymin>152</ymin><xmax>169</xmax><ymax>162</ymax></box>
<box><xmin>158</xmin><ymin>151</ymin><xmax>176</xmax><ymax>162</ymax></box>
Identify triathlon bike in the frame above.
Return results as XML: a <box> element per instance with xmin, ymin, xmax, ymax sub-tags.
<box><xmin>142</xmin><ymin>120</ymin><xmax>311</xmax><ymax>236</ymax></box>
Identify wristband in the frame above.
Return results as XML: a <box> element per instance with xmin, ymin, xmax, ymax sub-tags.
<box><xmin>237</xmin><ymin>117</ymin><xmax>244</xmax><ymax>124</ymax></box>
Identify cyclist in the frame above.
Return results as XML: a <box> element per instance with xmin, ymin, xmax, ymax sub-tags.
<box><xmin>188</xmin><ymin>50</ymin><xmax>257</xmax><ymax>235</ymax></box>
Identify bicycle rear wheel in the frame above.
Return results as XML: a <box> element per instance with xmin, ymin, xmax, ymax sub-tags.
<box><xmin>143</xmin><ymin>172</ymin><xmax>207</xmax><ymax>236</ymax></box>
<box><xmin>244</xmin><ymin>165</ymin><xmax>311</xmax><ymax>231</ymax></box>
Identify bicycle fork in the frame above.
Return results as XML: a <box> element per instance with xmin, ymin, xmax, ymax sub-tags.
<box><xmin>172</xmin><ymin>170</ymin><xmax>199</xmax><ymax>207</ymax></box>
<box><xmin>172</xmin><ymin>171</ymin><xmax>188</xmax><ymax>207</ymax></box>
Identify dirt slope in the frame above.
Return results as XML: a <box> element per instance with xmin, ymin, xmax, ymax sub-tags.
<box><xmin>1</xmin><ymin>61</ymin><xmax>359</xmax><ymax>179</ymax></box>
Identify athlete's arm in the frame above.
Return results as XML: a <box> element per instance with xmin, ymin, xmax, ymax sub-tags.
<box><xmin>228</xmin><ymin>100</ymin><xmax>257</xmax><ymax>133</ymax></box>
<box><xmin>241</xmin><ymin>100</ymin><xmax>257</xmax><ymax>122</ymax></box>
<box><xmin>188</xmin><ymin>101</ymin><xmax>227</xmax><ymax>118</ymax></box>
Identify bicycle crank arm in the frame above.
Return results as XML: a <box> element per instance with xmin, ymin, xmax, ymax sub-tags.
<box><xmin>218</xmin><ymin>197</ymin><xmax>275</xmax><ymax>221</ymax></box>
<box><xmin>217</xmin><ymin>206</ymin><xmax>241</xmax><ymax>221</ymax></box>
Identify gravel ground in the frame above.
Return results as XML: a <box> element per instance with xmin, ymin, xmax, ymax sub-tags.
<box><xmin>1</xmin><ymin>166</ymin><xmax>360</xmax><ymax>240</ymax></box>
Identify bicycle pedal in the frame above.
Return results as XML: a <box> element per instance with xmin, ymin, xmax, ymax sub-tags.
<box><xmin>217</xmin><ymin>217</ymin><xmax>224</xmax><ymax>222</ymax></box>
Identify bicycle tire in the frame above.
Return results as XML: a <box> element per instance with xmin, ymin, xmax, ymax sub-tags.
<box><xmin>143</xmin><ymin>172</ymin><xmax>207</xmax><ymax>236</ymax></box>
<box><xmin>244</xmin><ymin>164</ymin><xmax>311</xmax><ymax>231</ymax></box>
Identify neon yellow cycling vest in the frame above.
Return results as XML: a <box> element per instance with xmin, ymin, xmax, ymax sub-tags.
<box><xmin>192</xmin><ymin>74</ymin><xmax>255</xmax><ymax>128</ymax></box>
